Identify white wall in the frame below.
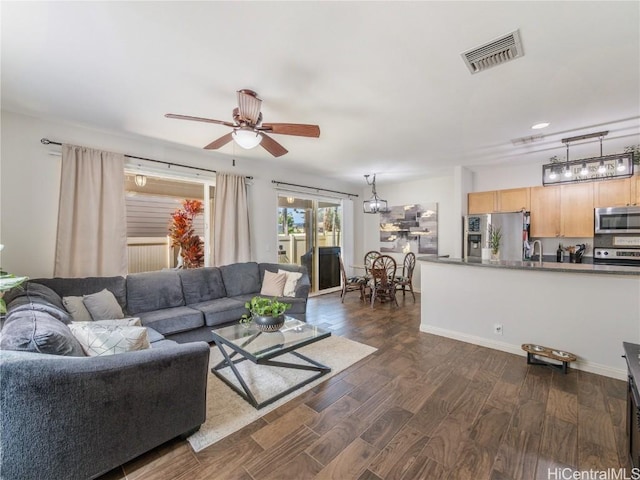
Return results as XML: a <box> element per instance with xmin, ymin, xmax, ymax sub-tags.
<box><xmin>420</xmin><ymin>260</ymin><xmax>640</xmax><ymax>379</ymax></box>
<box><xmin>0</xmin><ymin>110</ymin><xmax>356</xmax><ymax>277</ymax></box>
<box><xmin>357</xmin><ymin>174</ymin><xmax>457</xmax><ymax>270</ymax></box>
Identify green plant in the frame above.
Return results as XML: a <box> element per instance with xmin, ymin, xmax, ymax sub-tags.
<box><xmin>240</xmin><ymin>296</ymin><xmax>291</xmax><ymax>324</ymax></box>
<box><xmin>0</xmin><ymin>274</ymin><xmax>28</xmax><ymax>314</ymax></box>
<box><xmin>488</xmin><ymin>224</ymin><xmax>502</xmax><ymax>254</ymax></box>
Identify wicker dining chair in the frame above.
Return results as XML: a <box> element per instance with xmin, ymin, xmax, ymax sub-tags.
<box><xmin>368</xmin><ymin>254</ymin><xmax>398</xmax><ymax>308</ymax></box>
<box><xmin>395</xmin><ymin>252</ymin><xmax>416</xmax><ymax>302</ymax></box>
<box><xmin>363</xmin><ymin>250</ymin><xmax>380</xmax><ymax>281</ymax></box>
<box><xmin>339</xmin><ymin>256</ymin><xmax>366</xmax><ymax>303</ymax></box>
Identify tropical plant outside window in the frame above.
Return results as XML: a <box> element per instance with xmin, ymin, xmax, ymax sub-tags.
<box><xmin>168</xmin><ymin>199</ymin><xmax>205</xmax><ymax>268</ymax></box>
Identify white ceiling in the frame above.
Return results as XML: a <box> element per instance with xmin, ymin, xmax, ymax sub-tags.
<box><xmin>2</xmin><ymin>1</ymin><xmax>639</xmax><ymax>186</ymax></box>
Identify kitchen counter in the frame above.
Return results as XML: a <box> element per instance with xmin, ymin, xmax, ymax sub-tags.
<box><xmin>419</xmin><ymin>257</ymin><xmax>640</xmax><ymax>380</ymax></box>
<box><xmin>417</xmin><ymin>255</ymin><xmax>640</xmax><ymax>276</ymax></box>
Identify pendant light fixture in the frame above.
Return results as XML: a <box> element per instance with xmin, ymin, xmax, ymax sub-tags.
<box><xmin>134</xmin><ymin>174</ymin><xmax>147</xmax><ymax>187</ymax></box>
<box><xmin>363</xmin><ymin>174</ymin><xmax>388</xmax><ymax>214</ymax></box>
<box><xmin>542</xmin><ymin>130</ymin><xmax>633</xmax><ymax>185</ymax></box>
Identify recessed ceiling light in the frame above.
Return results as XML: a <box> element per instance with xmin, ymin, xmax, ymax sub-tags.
<box><xmin>531</xmin><ymin>122</ymin><xmax>550</xmax><ymax>130</ymax></box>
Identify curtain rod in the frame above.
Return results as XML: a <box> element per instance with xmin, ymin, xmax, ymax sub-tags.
<box><xmin>40</xmin><ymin>138</ymin><xmax>253</xmax><ymax>180</ymax></box>
<box><xmin>272</xmin><ymin>180</ymin><xmax>358</xmax><ymax>198</ymax></box>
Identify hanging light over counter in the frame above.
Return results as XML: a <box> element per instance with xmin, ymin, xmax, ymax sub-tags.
<box><xmin>542</xmin><ymin>131</ymin><xmax>634</xmax><ymax>186</ymax></box>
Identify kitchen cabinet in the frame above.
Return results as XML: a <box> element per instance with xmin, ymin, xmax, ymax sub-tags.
<box><xmin>594</xmin><ymin>178</ymin><xmax>632</xmax><ymax>207</ymax></box>
<box><xmin>468</xmin><ymin>187</ymin><xmax>530</xmax><ymax>213</ymax></box>
<box><xmin>468</xmin><ymin>191</ymin><xmax>496</xmax><ymax>214</ymax></box>
<box><xmin>633</xmin><ymin>175</ymin><xmax>640</xmax><ymax>205</ymax></box>
<box><xmin>496</xmin><ymin>187</ymin><xmax>530</xmax><ymax>212</ymax></box>
<box><xmin>530</xmin><ymin>183</ymin><xmax>594</xmax><ymax>238</ymax></box>
<box><xmin>561</xmin><ymin>183</ymin><xmax>594</xmax><ymax>237</ymax></box>
<box><xmin>530</xmin><ymin>186</ymin><xmax>560</xmax><ymax>237</ymax></box>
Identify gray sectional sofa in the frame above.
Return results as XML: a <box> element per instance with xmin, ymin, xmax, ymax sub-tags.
<box><xmin>0</xmin><ymin>261</ymin><xmax>309</xmax><ymax>480</ymax></box>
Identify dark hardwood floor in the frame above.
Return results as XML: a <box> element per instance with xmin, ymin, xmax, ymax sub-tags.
<box><xmin>100</xmin><ymin>292</ymin><xmax>629</xmax><ymax>480</ymax></box>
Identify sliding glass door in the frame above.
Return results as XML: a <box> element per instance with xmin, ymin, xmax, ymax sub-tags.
<box><xmin>277</xmin><ymin>194</ymin><xmax>342</xmax><ymax>294</ymax></box>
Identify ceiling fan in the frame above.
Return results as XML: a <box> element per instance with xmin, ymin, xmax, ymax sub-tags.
<box><xmin>165</xmin><ymin>89</ymin><xmax>320</xmax><ymax>157</ymax></box>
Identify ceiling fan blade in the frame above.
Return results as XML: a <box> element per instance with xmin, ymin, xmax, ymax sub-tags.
<box><xmin>237</xmin><ymin>90</ymin><xmax>262</xmax><ymax>124</ymax></box>
<box><xmin>260</xmin><ymin>123</ymin><xmax>320</xmax><ymax>137</ymax></box>
<box><xmin>204</xmin><ymin>132</ymin><xmax>234</xmax><ymax>150</ymax></box>
<box><xmin>259</xmin><ymin>133</ymin><xmax>288</xmax><ymax>157</ymax></box>
<box><xmin>165</xmin><ymin>113</ymin><xmax>235</xmax><ymax>127</ymax></box>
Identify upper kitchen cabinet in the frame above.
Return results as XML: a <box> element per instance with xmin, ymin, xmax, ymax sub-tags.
<box><xmin>593</xmin><ymin>178</ymin><xmax>632</xmax><ymax>207</ymax></box>
<box><xmin>468</xmin><ymin>191</ymin><xmax>496</xmax><ymax>214</ymax></box>
<box><xmin>468</xmin><ymin>187</ymin><xmax>530</xmax><ymax>213</ymax></box>
<box><xmin>496</xmin><ymin>187</ymin><xmax>530</xmax><ymax>212</ymax></box>
<box><xmin>530</xmin><ymin>186</ymin><xmax>561</xmax><ymax>237</ymax></box>
<box><xmin>561</xmin><ymin>183</ymin><xmax>594</xmax><ymax>237</ymax></box>
<box><xmin>530</xmin><ymin>183</ymin><xmax>594</xmax><ymax>238</ymax></box>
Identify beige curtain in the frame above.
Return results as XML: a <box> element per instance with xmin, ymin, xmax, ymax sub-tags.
<box><xmin>54</xmin><ymin>145</ymin><xmax>127</xmax><ymax>277</ymax></box>
<box><xmin>213</xmin><ymin>172</ymin><xmax>251</xmax><ymax>266</ymax></box>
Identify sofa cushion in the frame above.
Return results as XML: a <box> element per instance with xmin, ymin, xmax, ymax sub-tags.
<box><xmin>68</xmin><ymin>323</ymin><xmax>150</xmax><ymax>356</ymax></box>
<box><xmin>189</xmin><ymin>298</ymin><xmax>247</xmax><ymax>327</ymax></box>
<box><xmin>178</xmin><ymin>268</ymin><xmax>227</xmax><ymax>304</ymax></box>
<box><xmin>31</xmin><ymin>276</ymin><xmax>127</xmax><ymax>310</ymax></box>
<box><xmin>0</xmin><ymin>310</ymin><xmax>85</xmax><ymax>356</ymax></box>
<box><xmin>136</xmin><ymin>306</ymin><xmax>204</xmax><ymax>336</ymax></box>
<box><xmin>127</xmin><ymin>271</ymin><xmax>185</xmax><ymax>315</ymax></box>
<box><xmin>4</xmin><ymin>282</ymin><xmax>65</xmax><ymax>310</ymax></box>
<box><xmin>82</xmin><ymin>289</ymin><xmax>125</xmax><ymax>320</ymax></box>
<box><xmin>220</xmin><ymin>262</ymin><xmax>261</xmax><ymax>297</ymax></box>
<box><xmin>5</xmin><ymin>282</ymin><xmax>72</xmax><ymax>324</ymax></box>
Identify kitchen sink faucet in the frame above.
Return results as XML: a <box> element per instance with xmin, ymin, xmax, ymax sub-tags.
<box><xmin>531</xmin><ymin>240</ymin><xmax>543</xmax><ymax>266</ymax></box>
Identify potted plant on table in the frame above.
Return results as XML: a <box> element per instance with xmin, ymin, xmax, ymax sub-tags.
<box><xmin>240</xmin><ymin>296</ymin><xmax>291</xmax><ymax>332</ymax></box>
<box><xmin>488</xmin><ymin>224</ymin><xmax>502</xmax><ymax>261</ymax></box>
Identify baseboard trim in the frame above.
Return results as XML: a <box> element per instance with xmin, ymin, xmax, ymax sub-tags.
<box><xmin>419</xmin><ymin>324</ymin><xmax>626</xmax><ymax>380</ymax></box>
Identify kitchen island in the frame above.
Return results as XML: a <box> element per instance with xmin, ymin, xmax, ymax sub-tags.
<box><xmin>418</xmin><ymin>256</ymin><xmax>640</xmax><ymax>379</ymax></box>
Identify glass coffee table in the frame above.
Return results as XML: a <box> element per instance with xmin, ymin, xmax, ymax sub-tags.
<box><xmin>210</xmin><ymin>317</ymin><xmax>331</xmax><ymax>409</ymax></box>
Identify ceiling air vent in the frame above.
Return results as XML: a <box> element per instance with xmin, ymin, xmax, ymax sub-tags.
<box><xmin>461</xmin><ymin>29</ymin><xmax>524</xmax><ymax>74</ymax></box>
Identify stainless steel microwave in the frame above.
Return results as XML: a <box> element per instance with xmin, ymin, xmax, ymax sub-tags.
<box><xmin>594</xmin><ymin>206</ymin><xmax>640</xmax><ymax>234</ymax></box>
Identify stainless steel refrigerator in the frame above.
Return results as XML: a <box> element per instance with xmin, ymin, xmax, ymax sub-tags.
<box><xmin>463</xmin><ymin>211</ymin><xmax>531</xmax><ymax>261</ymax></box>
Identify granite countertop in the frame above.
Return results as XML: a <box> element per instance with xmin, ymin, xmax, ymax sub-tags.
<box><xmin>417</xmin><ymin>255</ymin><xmax>640</xmax><ymax>276</ymax></box>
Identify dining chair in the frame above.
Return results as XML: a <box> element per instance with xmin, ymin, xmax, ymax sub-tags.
<box><xmin>395</xmin><ymin>252</ymin><xmax>416</xmax><ymax>302</ymax></box>
<box><xmin>368</xmin><ymin>254</ymin><xmax>398</xmax><ymax>308</ymax></box>
<box><xmin>363</xmin><ymin>250</ymin><xmax>381</xmax><ymax>282</ymax></box>
<box><xmin>339</xmin><ymin>256</ymin><xmax>366</xmax><ymax>303</ymax></box>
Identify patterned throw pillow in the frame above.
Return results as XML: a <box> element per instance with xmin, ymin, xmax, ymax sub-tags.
<box><xmin>68</xmin><ymin>323</ymin><xmax>150</xmax><ymax>356</ymax></box>
<box><xmin>278</xmin><ymin>270</ymin><xmax>303</xmax><ymax>297</ymax></box>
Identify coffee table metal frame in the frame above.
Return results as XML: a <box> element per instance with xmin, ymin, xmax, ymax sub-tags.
<box><xmin>211</xmin><ymin>319</ymin><xmax>331</xmax><ymax>409</ymax></box>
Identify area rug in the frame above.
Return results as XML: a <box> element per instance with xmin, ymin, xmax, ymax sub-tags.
<box><xmin>187</xmin><ymin>334</ymin><xmax>377</xmax><ymax>452</ymax></box>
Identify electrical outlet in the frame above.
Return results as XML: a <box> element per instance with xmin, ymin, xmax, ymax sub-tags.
<box><xmin>494</xmin><ymin>323</ymin><xmax>503</xmax><ymax>335</ymax></box>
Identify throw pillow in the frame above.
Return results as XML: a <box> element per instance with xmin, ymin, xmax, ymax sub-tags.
<box><xmin>260</xmin><ymin>270</ymin><xmax>287</xmax><ymax>297</ymax></box>
<box><xmin>68</xmin><ymin>323</ymin><xmax>150</xmax><ymax>356</ymax></box>
<box><xmin>72</xmin><ymin>317</ymin><xmax>142</xmax><ymax>327</ymax></box>
<box><xmin>82</xmin><ymin>289</ymin><xmax>124</xmax><ymax>320</ymax></box>
<box><xmin>63</xmin><ymin>296</ymin><xmax>93</xmax><ymax>322</ymax></box>
<box><xmin>278</xmin><ymin>269</ymin><xmax>303</xmax><ymax>297</ymax></box>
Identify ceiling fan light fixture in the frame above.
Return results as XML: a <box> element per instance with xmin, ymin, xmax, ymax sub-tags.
<box><xmin>232</xmin><ymin>128</ymin><xmax>262</xmax><ymax>149</ymax></box>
